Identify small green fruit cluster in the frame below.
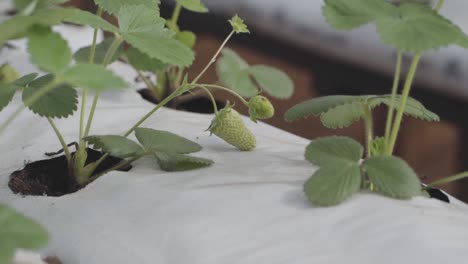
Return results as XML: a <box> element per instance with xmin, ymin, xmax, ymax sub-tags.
<box><xmin>248</xmin><ymin>95</ymin><xmax>274</xmax><ymax>122</ymax></box>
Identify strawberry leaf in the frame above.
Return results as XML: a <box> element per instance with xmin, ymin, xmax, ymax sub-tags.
<box><xmin>0</xmin><ymin>83</ymin><xmax>18</xmax><ymax>111</ymax></box>
<box><xmin>305</xmin><ymin>136</ymin><xmax>363</xmax><ymax>166</ymax></box>
<box><xmin>94</xmin><ymin>0</ymin><xmax>160</xmax><ymax>15</ymax></box>
<box><xmin>85</xmin><ymin>135</ymin><xmax>144</xmax><ymax>158</ymax></box>
<box><xmin>153</xmin><ymin>152</ymin><xmax>213</xmax><ymax>171</ymax></box>
<box><xmin>74</xmin><ymin>37</ymin><xmax>124</xmax><ymax>64</ymax></box>
<box><xmin>135</xmin><ymin>128</ymin><xmax>202</xmax><ymax>154</ymax></box>
<box><xmin>126</xmin><ymin>47</ymin><xmax>167</xmax><ymax>71</ymax></box>
<box><xmin>249</xmin><ymin>65</ymin><xmax>294</xmax><ymax>99</ymax></box>
<box><xmin>177</xmin><ymin>0</ymin><xmax>208</xmax><ymax>13</ymax></box>
<box><xmin>284</xmin><ymin>95</ymin><xmax>359</xmax><ymax>121</ymax></box>
<box><xmin>61</xmin><ymin>63</ymin><xmax>127</xmax><ymax>91</ymax></box>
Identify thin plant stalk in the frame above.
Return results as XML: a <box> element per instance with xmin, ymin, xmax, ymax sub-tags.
<box><xmin>200</xmin><ymin>84</ymin><xmax>249</xmax><ymax>106</ymax></box>
<box><xmin>199</xmin><ymin>86</ymin><xmax>219</xmax><ymax>114</ymax></box>
<box><xmin>169</xmin><ymin>2</ymin><xmax>182</xmax><ymax>29</ymax></box>
<box><xmin>384</xmin><ymin>50</ymin><xmax>402</xmax><ymax>151</ymax></box>
<box><xmin>427</xmin><ymin>171</ymin><xmax>468</xmax><ymax>188</ymax></box>
<box><xmin>364</xmin><ymin>106</ymin><xmax>374</xmax><ymax>158</ymax></box>
<box><xmin>47</xmin><ymin>117</ymin><xmax>72</xmax><ymax>162</ymax></box>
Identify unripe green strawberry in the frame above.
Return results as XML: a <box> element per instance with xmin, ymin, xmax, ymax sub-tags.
<box><xmin>248</xmin><ymin>95</ymin><xmax>274</xmax><ymax>122</ymax></box>
<box><xmin>209</xmin><ymin>107</ymin><xmax>256</xmax><ymax>151</ymax></box>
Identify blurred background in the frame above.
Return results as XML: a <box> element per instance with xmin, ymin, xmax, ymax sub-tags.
<box><xmin>4</xmin><ymin>0</ymin><xmax>468</xmax><ymax>201</ymax></box>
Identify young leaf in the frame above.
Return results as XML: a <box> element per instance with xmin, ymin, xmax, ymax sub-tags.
<box><xmin>126</xmin><ymin>47</ymin><xmax>167</xmax><ymax>71</ymax></box>
<box><xmin>323</xmin><ymin>0</ymin><xmax>397</xmax><ymax>30</ymax></box>
<box><xmin>177</xmin><ymin>0</ymin><xmax>208</xmax><ymax>13</ymax></box>
<box><xmin>0</xmin><ymin>204</ymin><xmax>48</xmax><ymax>264</ymax></box>
<box><xmin>249</xmin><ymin>65</ymin><xmax>294</xmax><ymax>99</ymax></box>
<box><xmin>305</xmin><ymin>136</ymin><xmax>363</xmax><ymax>166</ymax></box>
<box><xmin>284</xmin><ymin>95</ymin><xmax>358</xmax><ymax>121</ymax></box>
<box><xmin>61</xmin><ymin>63</ymin><xmax>127</xmax><ymax>91</ymax></box>
<box><xmin>74</xmin><ymin>37</ymin><xmax>124</xmax><ymax>64</ymax></box>
<box><xmin>13</xmin><ymin>73</ymin><xmax>39</xmax><ymax>87</ymax></box>
<box><xmin>369</xmin><ymin>96</ymin><xmax>439</xmax><ymax>122</ymax></box>
<box><xmin>135</xmin><ymin>128</ymin><xmax>202</xmax><ymax>154</ymax></box>
<box><xmin>229</xmin><ymin>15</ymin><xmax>249</xmax><ymax>34</ymax></box>
<box><xmin>118</xmin><ymin>5</ymin><xmax>194</xmax><ymax>66</ymax></box>
<box><xmin>0</xmin><ymin>83</ymin><xmax>18</xmax><ymax>111</ymax></box>
<box><xmin>27</xmin><ymin>26</ymin><xmax>71</xmax><ymax>73</ymax></box>
<box><xmin>23</xmin><ymin>74</ymin><xmax>78</xmax><ymax>118</ymax></box>
<box><xmin>363</xmin><ymin>155</ymin><xmax>421</xmax><ymax>199</ymax></box>
<box><xmin>85</xmin><ymin>135</ymin><xmax>145</xmax><ymax>158</ymax></box>
<box><xmin>304</xmin><ymin>161</ymin><xmax>361</xmax><ymax>206</ymax></box>
<box><xmin>94</xmin><ymin>0</ymin><xmax>160</xmax><ymax>15</ymax></box>
<box><xmin>375</xmin><ymin>3</ymin><xmax>468</xmax><ymax>52</ymax></box>
<box><xmin>153</xmin><ymin>152</ymin><xmax>213</xmax><ymax>171</ymax></box>
<box><xmin>320</xmin><ymin>102</ymin><xmax>365</xmax><ymax>128</ymax></box>
<box><xmin>216</xmin><ymin>48</ymin><xmax>257</xmax><ymax>97</ymax></box>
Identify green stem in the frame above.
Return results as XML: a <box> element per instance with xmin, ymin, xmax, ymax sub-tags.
<box><xmin>169</xmin><ymin>2</ymin><xmax>182</xmax><ymax>29</ymax></box>
<box><xmin>137</xmin><ymin>70</ymin><xmax>156</xmax><ymax>91</ymax></box>
<box><xmin>84</xmin><ymin>36</ymin><xmax>123</xmax><ymax>137</ymax></box>
<box><xmin>191</xmin><ymin>31</ymin><xmax>235</xmax><ymax>84</ymax></box>
<box><xmin>200</xmin><ymin>84</ymin><xmax>249</xmax><ymax>106</ymax></box>
<box><xmin>199</xmin><ymin>86</ymin><xmax>219</xmax><ymax>114</ymax></box>
<box><xmin>364</xmin><ymin>106</ymin><xmax>374</xmax><ymax>158</ymax></box>
<box><xmin>386</xmin><ymin>53</ymin><xmax>421</xmax><ymax>155</ymax></box>
<box><xmin>0</xmin><ymin>80</ymin><xmax>58</xmax><ymax>134</ymax></box>
<box><xmin>427</xmin><ymin>171</ymin><xmax>468</xmax><ymax>188</ymax></box>
<box><xmin>47</xmin><ymin>117</ymin><xmax>72</xmax><ymax>162</ymax></box>
<box><xmin>384</xmin><ymin>50</ymin><xmax>402</xmax><ymax>151</ymax></box>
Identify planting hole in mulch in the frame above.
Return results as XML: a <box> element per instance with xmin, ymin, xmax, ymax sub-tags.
<box><xmin>426</xmin><ymin>186</ymin><xmax>450</xmax><ymax>203</ymax></box>
<box><xmin>137</xmin><ymin>88</ymin><xmax>226</xmax><ymax>114</ymax></box>
<box><xmin>8</xmin><ymin>148</ymin><xmax>131</xmax><ymax>197</ymax></box>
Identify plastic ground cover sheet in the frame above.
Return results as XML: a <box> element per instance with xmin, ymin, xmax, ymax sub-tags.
<box><xmin>2</xmin><ymin>27</ymin><xmax>468</xmax><ymax>264</ymax></box>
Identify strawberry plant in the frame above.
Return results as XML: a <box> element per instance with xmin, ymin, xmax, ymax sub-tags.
<box><xmin>285</xmin><ymin>0</ymin><xmax>468</xmax><ymax>206</ymax></box>
<box><xmin>0</xmin><ymin>0</ymin><xmax>294</xmax><ymax>193</ymax></box>
<box><xmin>0</xmin><ymin>204</ymin><xmax>48</xmax><ymax>263</ymax></box>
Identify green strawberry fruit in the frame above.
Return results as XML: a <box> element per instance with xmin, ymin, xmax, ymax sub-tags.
<box><xmin>209</xmin><ymin>106</ymin><xmax>256</xmax><ymax>151</ymax></box>
<box><xmin>0</xmin><ymin>63</ymin><xmax>19</xmax><ymax>83</ymax></box>
<box><xmin>248</xmin><ymin>95</ymin><xmax>274</xmax><ymax>122</ymax></box>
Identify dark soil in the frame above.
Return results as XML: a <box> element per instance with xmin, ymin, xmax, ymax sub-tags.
<box><xmin>137</xmin><ymin>88</ymin><xmax>226</xmax><ymax>114</ymax></box>
<box><xmin>8</xmin><ymin>148</ymin><xmax>131</xmax><ymax>197</ymax></box>
<box><xmin>44</xmin><ymin>256</ymin><xmax>62</xmax><ymax>264</ymax></box>
<box><xmin>426</xmin><ymin>186</ymin><xmax>450</xmax><ymax>203</ymax></box>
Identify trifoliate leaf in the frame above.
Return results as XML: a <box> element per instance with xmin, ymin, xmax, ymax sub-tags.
<box><xmin>135</xmin><ymin>128</ymin><xmax>202</xmax><ymax>154</ymax></box>
<box><xmin>0</xmin><ymin>63</ymin><xmax>20</xmax><ymax>83</ymax></box>
<box><xmin>118</xmin><ymin>5</ymin><xmax>194</xmax><ymax>66</ymax></box>
<box><xmin>126</xmin><ymin>47</ymin><xmax>167</xmax><ymax>71</ymax></box>
<box><xmin>375</xmin><ymin>3</ymin><xmax>468</xmax><ymax>52</ymax></box>
<box><xmin>249</xmin><ymin>65</ymin><xmax>294</xmax><ymax>99</ymax></box>
<box><xmin>27</xmin><ymin>26</ymin><xmax>71</xmax><ymax>73</ymax></box>
<box><xmin>61</xmin><ymin>63</ymin><xmax>127</xmax><ymax>91</ymax></box>
<box><xmin>320</xmin><ymin>102</ymin><xmax>365</xmax><ymax>129</ymax></box>
<box><xmin>94</xmin><ymin>0</ymin><xmax>160</xmax><ymax>15</ymax></box>
<box><xmin>305</xmin><ymin>136</ymin><xmax>363</xmax><ymax>167</ymax></box>
<box><xmin>13</xmin><ymin>73</ymin><xmax>38</xmax><ymax>87</ymax></box>
<box><xmin>23</xmin><ymin>74</ymin><xmax>78</xmax><ymax>118</ymax></box>
<box><xmin>363</xmin><ymin>155</ymin><xmax>421</xmax><ymax>199</ymax></box>
<box><xmin>216</xmin><ymin>48</ymin><xmax>257</xmax><ymax>97</ymax></box>
<box><xmin>177</xmin><ymin>0</ymin><xmax>208</xmax><ymax>13</ymax></box>
<box><xmin>74</xmin><ymin>37</ymin><xmax>124</xmax><ymax>64</ymax></box>
<box><xmin>0</xmin><ymin>204</ymin><xmax>48</xmax><ymax>264</ymax></box>
<box><xmin>85</xmin><ymin>135</ymin><xmax>144</xmax><ymax>158</ymax></box>
<box><xmin>0</xmin><ymin>8</ymin><xmax>118</xmax><ymax>45</ymax></box>
<box><xmin>175</xmin><ymin>30</ymin><xmax>197</xmax><ymax>48</ymax></box>
<box><xmin>284</xmin><ymin>95</ymin><xmax>358</xmax><ymax>121</ymax></box>
<box><xmin>0</xmin><ymin>83</ymin><xmax>18</xmax><ymax>111</ymax></box>
<box><xmin>229</xmin><ymin>15</ymin><xmax>249</xmax><ymax>34</ymax></box>
<box><xmin>153</xmin><ymin>152</ymin><xmax>213</xmax><ymax>171</ymax></box>
<box><xmin>322</xmin><ymin>0</ymin><xmax>397</xmax><ymax>30</ymax></box>
<box><xmin>304</xmin><ymin>161</ymin><xmax>361</xmax><ymax>206</ymax></box>
<box><xmin>369</xmin><ymin>95</ymin><xmax>439</xmax><ymax>121</ymax></box>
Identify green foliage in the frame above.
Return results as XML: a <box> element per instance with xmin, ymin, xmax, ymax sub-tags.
<box><xmin>85</xmin><ymin>135</ymin><xmax>145</xmax><ymax>158</ymax></box>
<box><xmin>0</xmin><ymin>63</ymin><xmax>20</xmax><ymax>83</ymax></box>
<box><xmin>363</xmin><ymin>156</ymin><xmax>421</xmax><ymax>199</ymax></box>
<box><xmin>323</xmin><ymin>0</ymin><xmax>468</xmax><ymax>51</ymax></box>
<box><xmin>13</xmin><ymin>73</ymin><xmax>38</xmax><ymax>87</ymax></box>
<box><xmin>175</xmin><ymin>31</ymin><xmax>197</xmax><ymax>48</ymax></box>
<box><xmin>118</xmin><ymin>5</ymin><xmax>194</xmax><ymax>66</ymax></box>
<box><xmin>217</xmin><ymin>48</ymin><xmax>293</xmax><ymax>98</ymax></box>
<box><xmin>74</xmin><ymin>37</ymin><xmax>124</xmax><ymax>64</ymax></box>
<box><xmin>135</xmin><ymin>128</ymin><xmax>202</xmax><ymax>154</ymax></box>
<box><xmin>248</xmin><ymin>95</ymin><xmax>274</xmax><ymax>122</ymax></box>
<box><xmin>209</xmin><ymin>106</ymin><xmax>256</xmax><ymax>151</ymax></box>
<box><xmin>369</xmin><ymin>136</ymin><xmax>385</xmax><ymax>156</ymax></box>
<box><xmin>0</xmin><ymin>83</ymin><xmax>18</xmax><ymax>111</ymax></box>
<box><xmin>285</xmin><ymin>95</ymin><xmax>438</xmax><ymax>129</ymax></box>
<box><xmin>94</xmin><ymin>0</ymin><xmax>160</xmax><ymax>15</ymax></box>
<box><xmin>305</xmin><ymin>136</ymin><xmax>363</xmax><ymax>166</ymax></box>
<box><xmin>23</xmin><ymin>74</ymin><xmax>78</xmax><ymax>118</ymax></box>
<box><xmin>126</xmin><ymin>47</ymin><xmax>167</xmax><ymax>71</ymax></box>
<box><xmin>229</xmin><ymin>15</ymin><xmax>250</xmax><ymax>34</ymax></box>
<box><xmin>304</xmin><ymin>162</ymin><xmax>361</xmax><ymax>206</ymax></box>
<box><xmin>0</xmin><ymin>204</ymin><xmax>48</xmax><ymax>264</ymax></box>
<box><xmin>27</xmin><ymin>26</ymin><xmax>71</xmax><ymax>74</ymax></box>
<box><xmin>177</xmin><ymin>0</ymin><xmax>208</xmax><ymax>13</ymax></box>
<box><xmin>302</xmin><ymin>136</ymin><xmax>422</xmax><ymax>206</ymax></box>
<box><xmin>61</xmin><ymin>63</ymin><xmax>127</xmax><ymax>91</ymax></box>
<box><xmin>154</xmin><ymin>152</ymin><xmax>213</xmax><ymax>171</ymax></box>
<box><xmin>14</xmin><ymin>0</ymin><xmax>67</xmax><ymax>13</ymax></box>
